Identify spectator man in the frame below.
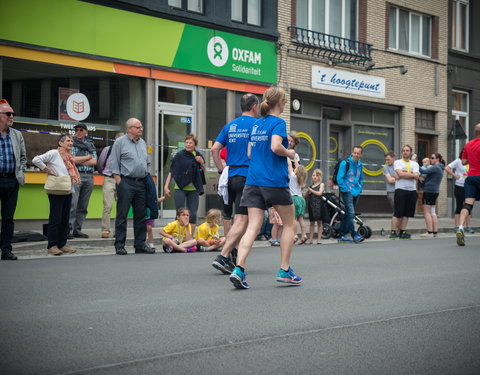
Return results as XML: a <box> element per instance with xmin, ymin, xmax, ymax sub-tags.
<box><xmin>210</xmin><ymin>93</ymin><xmax>259</xmax><ymax>274</ymax></box>
<box><xmin>456</xmin><ymin>123</ymin><xmax>480</xmax><ymax>246</ymax></box>
<box><xmin>0</xmin><ymin>99</ymin><xmax>26</xmax><ymax>261</ymax></box>
<box><xmin>337</xmin><ymin>146</ymin><xmax>365</xmax><ymax>243</ymax></box>
<box><xmin>110</xmin><ymin>118</ymin><xmax>153</xmax><ymax>255</ymax></box>
<box><xmin>97</xmin><ymin>132</ymin><xmax>124</xmax><ymax>238</ymax></box>
<box><xmin>69</xmin><ymin>123</ymin><xmax>97</xmax><ymax>238</ymax></box>
<box><xmin>390</xmin><ymin>145</ymin><xmax>419</xmax><ymax>239</ymax></box>
<box><xmin>383</xmin><ymin>151</ymin><xmax>398</xmax><ymax>239</ymax></box>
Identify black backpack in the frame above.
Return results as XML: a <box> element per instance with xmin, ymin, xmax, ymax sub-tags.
<box><xmin>332</xmin><ymin>159</ymin><xmax>350</xmax><ymax>185</ymax></box>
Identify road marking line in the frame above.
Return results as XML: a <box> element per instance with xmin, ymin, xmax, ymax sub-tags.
<box><xmin>59</xmin><ymin>303</ymin><xmax>480</xmax><ymax>375</ymax></box>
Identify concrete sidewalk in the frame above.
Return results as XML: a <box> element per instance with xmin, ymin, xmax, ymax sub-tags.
<box><xmin>8</xmin><ymin>216</ymin><xmax>480</xmax><ymax>259</ymax></box>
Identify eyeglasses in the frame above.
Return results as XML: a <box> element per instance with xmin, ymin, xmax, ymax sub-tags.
<box><xmin>0</xmin><ymin>112</ymin><xmax>14</xmax><ymax>117</ymax></box>
<box><xmin>75</xmin><ymin>128</ymin><xmax>85</xmax><ymax>132</ymax></box>
<box><xmin>131</xmin><ymin>126</ymin><xmax>143</xmax><ymax>129</ymax></box>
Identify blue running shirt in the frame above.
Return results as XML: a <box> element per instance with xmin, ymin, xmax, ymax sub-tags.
<box><xmin>246</xmin><ymin>115</ymin><xmax>289</xmax><ymax>188</ymax></box>
<box><xmin>216</xmin><ymin>115</ymin><xmax>257</xmax><ymax>178</ymax></box>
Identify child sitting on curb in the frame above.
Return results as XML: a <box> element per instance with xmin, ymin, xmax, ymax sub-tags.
<box><xmin>195</xmin><ymin>208</ymin><xmax>226</xmax><ymax>251</ymax></box>
<box><xmin>159</xmin><ymin>207</ymin><xmax>197</xmax><ymax>253</ymax></box>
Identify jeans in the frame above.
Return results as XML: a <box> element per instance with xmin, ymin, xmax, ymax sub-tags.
<box><xmin>47</xmin><ymin>194</ymin><xmax>72</xmax><ymax>249</ymax></box>
<box><xmin>0</xmin><ymin>176</ymin><xmax>19</xmax><ymax>254</ymax></box>
<box><xmin>101</xmin><ymin>176</ymin><xmax>116</xmax><ymax>233</ymax></box>
<box><xmin>114</xmin><ymin>177</ymin><xmax>146</xmax><ymax>250</ymax></box>
<box><xmin>69</xmin><ymin>173</ymin><xmax>94</xmax><ymax>234</ymax></box>
<box><xmin>339</xmin><ymin>191</ymin><xmax>359</xmax><ymax>237</ymax></box>
<box><xmin>174</xmin><ymin>189</ymin><xmax>199</xmax><ymax>224</ymax></box>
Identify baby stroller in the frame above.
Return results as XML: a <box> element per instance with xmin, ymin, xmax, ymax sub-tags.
<box><xmin>320</xmin><ymin>192</ymin><xmax>372</xmax><ymax>239</ymax></box>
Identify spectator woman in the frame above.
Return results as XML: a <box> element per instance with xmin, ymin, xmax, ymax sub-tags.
<box><xmin>446</xmin><ymin>148</ymin><xmax>473</xmax><ymax>232</ymax></box>
<box><xmin>164</xmin><ymin>134</ymin><xmax>205</xmax><ymax>233</ymax></box>
<box><xmin>229</xmin><ymin>86</ymin><xmax>302</xmax><ymax>289</ymax></box>
<box><xmin>419</xmin><ymin>153</ymin><xmax>445</xmax><ymax>238</ymax></box>
<box><xmin>32</xmin><ymin>134</ymin><xmax>89</xmax><ymax>255</ymax></box>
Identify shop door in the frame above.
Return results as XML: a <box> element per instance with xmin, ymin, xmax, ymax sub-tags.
<box><xmin>328</xmin><ymin>125</ymin><xmax>351</xmax><ymax>187</ymax></box>
<box><xmin>158</xmin><ymin>111</ymin><xmax>192</xmax><ymax>216</ymax></box>
<box><xmin>416</xmin><ymin>135</ymin><xmax>434</xmax><ymax>213</ymax></box>
<box><xmin>416</xmin><ymin>135</ymin><xmax>433</xmax><ymax>163</ymax></box>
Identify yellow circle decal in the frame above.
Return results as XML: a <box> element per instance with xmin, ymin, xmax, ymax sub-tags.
<box><xmin>360</xmin><ymin>139</ymin><xmax>388</xmax><ymax>176</ymax></box>
<box><xmin>329</xmin><ymin>137</ymin><xmax>338</xmax><ymax>153</ymax></box>
<box><xmin>297</xmin><ymin>132</ymin><xmax>316</xmax><ymax>171</ymax></box>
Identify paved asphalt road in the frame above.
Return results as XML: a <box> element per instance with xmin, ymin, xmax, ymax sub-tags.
<box><xmin>1</xmin><ymin>238</ymin><xmax>479</xmax><ymax>375</ymax></box>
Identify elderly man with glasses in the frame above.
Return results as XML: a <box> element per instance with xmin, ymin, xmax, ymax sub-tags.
<box><xmin>110</xmin><ymin>118</ymin><xmax>154</xmax><ymax>255</ymax></box>
<box><xmin>68</xmin><ymin>122</ymin><xmax>97</xmax><ymax>239</ymax></box>
<box><xmin>0</xmin><ymin>99</ymin><xmax>26</xmax><ymax>260</ymax></box>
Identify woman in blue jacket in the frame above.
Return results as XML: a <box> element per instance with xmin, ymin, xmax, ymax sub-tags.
<box><xmin>229</xmin><ymin>86</ymin><xmax>302</xmax><ymax>289</ymax></box>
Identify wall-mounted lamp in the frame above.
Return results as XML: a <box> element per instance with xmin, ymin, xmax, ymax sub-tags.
<box><xmin>366</xmin><ymin>62</ymin><xmax>408</xmax><ymax>75</ymax></box>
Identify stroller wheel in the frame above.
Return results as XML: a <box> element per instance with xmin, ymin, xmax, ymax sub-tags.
<box><xmin>357</xmin><ymin>225</ymin><xmax>369</xmax><ymax>239</ymax></box>
<box><xmin>322</xmin><ymin>223</ymin><xmax>333</xmax><ymax>239</ymax></box>
<box><xmin>365</xmin><ymin>226</ymin><xmax>372</xmax><ymax>239</ymax></box>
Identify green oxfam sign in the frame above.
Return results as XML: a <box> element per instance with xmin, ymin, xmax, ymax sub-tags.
<box><xmin>174</xmin><ymin>27</ymin><xmax>277</xmax><ymax>83</ymax></box>
<box><xmin>2</xmin><ymin>0</ymin><xmax>277</xmax><ymax>84</ymax></box>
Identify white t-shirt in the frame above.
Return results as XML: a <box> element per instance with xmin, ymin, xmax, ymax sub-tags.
<box><xmin>447</xmin><ymin>158</ymin><xmax>468</xmax><ymax>187</ymax></box>
<box><xmin>289</xmin><ymin>172</ymin><xmax>303</xmax><ymax>196</ymax></box>
<box><xmin>394</xmin><ymin>159</ymin><xmax>419</xmax><ymax>191</ymax></box>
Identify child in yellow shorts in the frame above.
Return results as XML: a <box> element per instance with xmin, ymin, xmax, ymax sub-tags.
<box><xmin>159</xmin><ymin>207</ymin><xmax>197</xmax><ymax>253</ymax></box>
<box><xmin>195</xmin><ymin>209</ymin><xmax>226</xmax><ymax>251</ymax></box>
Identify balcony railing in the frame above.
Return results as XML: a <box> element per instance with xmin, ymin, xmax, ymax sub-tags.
<box><xmin>287</xmin><ymin>25</ymin><xmax>373</xmax><ymax>66</ymax></box>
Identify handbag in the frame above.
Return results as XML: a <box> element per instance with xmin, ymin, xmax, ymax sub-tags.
<box><xmin>44</xmin><ymin>175</ymin><xmax>72</xmax><ymax>195</ymax></box>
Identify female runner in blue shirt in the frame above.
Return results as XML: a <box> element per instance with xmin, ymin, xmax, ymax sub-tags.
<box><xmin>229</xmin><ymin>86</ymin><xmax>303</xmax><ymax>289</ymax></box>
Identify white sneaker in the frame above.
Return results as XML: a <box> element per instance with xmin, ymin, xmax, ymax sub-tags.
<box><xmin>420</xmin><ymin>232</ymin><xmax>433</xmax><ymax>238</ymax></box>
<box><xmin>148</xmin><ymin>243</ymin><xmax>156</xmax><ymax>250</ymax></box>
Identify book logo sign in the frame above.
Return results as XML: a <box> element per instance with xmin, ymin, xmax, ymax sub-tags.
<box><xmin>66</xmin><ymin>93</ymin><xmax>90</xmax><ymax>121</ymax></box>
<box><xmin>207</xmin><ymin>36</ymin><xmax>229</xmax><ymax>67</ymax></box>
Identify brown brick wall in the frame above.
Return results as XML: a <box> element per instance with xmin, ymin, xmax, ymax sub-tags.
<box><xmin>277</xmin><ymin>0</ymin><xmax>449</xmax><ymax>215</ymax></box>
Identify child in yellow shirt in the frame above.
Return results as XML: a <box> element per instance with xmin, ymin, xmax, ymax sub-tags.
<box><xmin>195</xmin><ymin>209</ymin><xmax>226</xmax><ymax>251</ymax></box>
<box><xmin>159</xmin><ymin>207</ymin><xmax>197</xmax><ymax>253</ymax></box>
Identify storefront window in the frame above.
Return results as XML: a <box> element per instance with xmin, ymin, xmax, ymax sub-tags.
<box><xmin>158</xmin><ymin>86</ymin><xmax>192</xmax><ymax>105</ymax></box>
<box><xmin>354</xmin><ymin>125</ymin><xmax>394</xmax><ymax>191</ymax></box>
<box><xmin>3</xmin><ymin>58</ymin><xmax>145</xmax><ymax>165</ymax></box>
<box><xmin>302</xmin><ymin>100</ymin><xmax>322</xmax><ymax>117</ymax></box>
<box><xmin>351</xmin><ymin>107</ymin><xmax>373</xmax><ymax>122</ymax></box>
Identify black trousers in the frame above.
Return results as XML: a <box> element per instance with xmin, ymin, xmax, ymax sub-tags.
<box><xmin>0</xmin><ymin>176</ymin><xmax>19</xmax><ymax>254</ymax></box>
<box><xmin>114</xmin><ymin>177</ymin><xmax>147</xmax><ymax>250</ymax></box>
<box><xmin>47</xmin><ymin>194</ymin><xmax>72</xmax><ymax>249</ymax></box>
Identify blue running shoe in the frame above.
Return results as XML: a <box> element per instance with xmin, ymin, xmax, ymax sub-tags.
<box><xmin>353</xmin><ymin>234</ymin><xmax>365</xmax><ymax>243</ymax></box>
<box><xmin>338</xmin><ymin>235</ymin><xmax>353</xmax><ymax>243</ymax></box>
<box><xmin>276</xmin><ymin>267</ymin><xmax>303</xmax><ymax>285</ymax></box>
<box><xmin>230</xmin><ymin>267</ymin><xmax>249</xmax><ymax>289</ymax></box>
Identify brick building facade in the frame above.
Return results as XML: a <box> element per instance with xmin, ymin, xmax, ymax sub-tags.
<box><xmin>277</xmin><ymin>0</ymin><xmax>449</xmax><ymax>215</ymax></box>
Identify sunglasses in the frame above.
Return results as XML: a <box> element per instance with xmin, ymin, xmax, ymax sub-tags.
<box><xmin>430</xmin><ymin>156</ymin><xmax>436</xmax><ymax>159</ymax></box>
<box><xmin>0</xmin><ymin>112</ymin><xmax>15</xmax><ymax>117</ymax></box>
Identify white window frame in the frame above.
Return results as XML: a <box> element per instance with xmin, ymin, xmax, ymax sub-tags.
<box><xmin>452</xmin><ymin>89</ymin><xmax>469</xmax><ymax>128</ymax></box>
<box><xmin>451</xmin><ymin>0</ymin><xmax>469</xmax><ymax>52</ymax></box>
<box><xmin>389</xmin><ymin>6</ymin><xmax>432</xmax><ymax>58</ymax></box>
<box><xmin>299</xmin><ymin>0</ymin><xmax>358</xmax><ymax>40</ymax></box>
<box><xmin>168</xmin><ymin>0</ymin><xmax>203</xmax><ymax>13</ymax></box>
<box><xmin>231</xmin><ymin>0</ymin><xmax>262</xmax><ymax>26</ymax></box>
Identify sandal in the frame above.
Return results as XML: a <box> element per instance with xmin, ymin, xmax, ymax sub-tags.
<box><xmin>303</xmin><ymin>239</ymin><xmax>312</xmax><ymax>244</ymax></box>
<box><xmin>293</xmin><ymin>236</ymin><xmax>299</xmax><ymax>244</ymax></box>
<box><xmin>300</xmin><ymin>237</ymin><xmax>309</xmax><ymax>244</ymax></box>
